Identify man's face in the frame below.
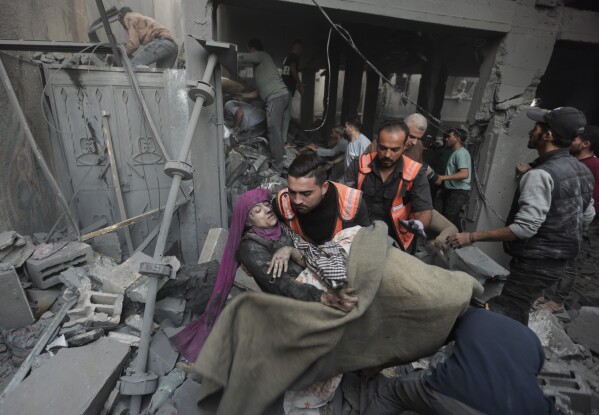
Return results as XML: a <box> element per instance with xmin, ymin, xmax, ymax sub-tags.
<box><xmin>405</xmin><ymin>124</ymin><xmax>425</xmax><ymax>150</ymax></box>
<box><xmin>291</xmin><ymin>43</ymin><xmax>303</xmax><ymax>55</ymax></box>
<box><xmin>569</xmin><ymin>136</ymin><xmax>585</xmax><ymax>156</ymax></box>
<box><xmin>377</xmin><ymin>129</ymin><xmax>407</xmax><ymax>169</ymax></box>
<box><xmin>527</xmin><ymin>123</ymin><xmax>546</xmax><ymax>150</ymax></box>
<box><xmin>443</xmin><ymin>132</ymin><xmax>458</xmax><ymax>148</ymax></box>
<box><xmin>288</xmin><ymin>176</ymin><xmax>329</xmax><ymax>214</ymax></box>
<box><xmin>343</xmin><ymin>122</ymin><xmax>354</xmax><ymax>136</ymax></box>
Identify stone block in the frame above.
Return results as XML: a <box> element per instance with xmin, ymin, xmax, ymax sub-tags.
<box><xmin>26</xmin><ymin>288</ymin><xmax>61</xmax><ymax>319</ymax></box>
<box><xmin>198</xmin><ymin>228</ymin><xmax>228</xmax><ymax>265</ymax></box>
<box><xmin>25</xmin><ymin>241</ymin><xmax>93</xmax><ymax>289</ymax></box>
<box><xmin>147</xmin><ymin>329</ymin><xmax>179</xmax><ymax>377</ymax></box>
<box><xmin>99</xmin><ymin>251</ymin><xmax>152</xmax><ymax>295</ymax></box>
<box><xmin>0</xmin><ymin>337</ymin><xmax>130</xmax><ymax>415</ymax></box>
<box><xmin>155</xmin><ymin>297</ymin><xmax>185</xmax><ymax>326</ymax></box>
<box><xmin>125</xmin><ymin>314</ymin><xmax>158</xmax><ymax>335</ymax></box>
<box><xmin>90</xmin><ymin>232</ymin><xmax>122</xmax><ymax>263</ymax></box>
<box><xmin>539</xmin><ymin>371</ymin><xmax>591</xmax><ymax>414</ymax></box>
<box><xmin>68</xmin><ymin>329</ymin><xmax>105</xmax><ymax>347</ymax></box>
<box><xmin>447</xmin><ymin>245</ymin><xmax>509</xmax><ymax>284</ymax></box>
<box><xmin>59</xmin><ymin>267</ymin><xmax>91</xmax><ymax>292</ymax></box>
<box><xmin>126</xmin><ymin>256</ymin><xmax>181</xmax><ymax>303</ymax></box>
<box><xmin>0</xmin><ymin>263</ymin><xmax>34</xmax><ymax>329</ymax></box>
<box><xmin>529</xmin><ymin>309</ymin><xmax>582</xmax><ymax>359</ymax></box>
<box><xmin>65</xmin><ymin>291</ymin><xmax>123</xmax><ymax>329</ymax></box>
<box><xmin>108</xmin><ymin>331</ymin><xmax>140</xmax><ymax>347</ymax></box>
<box><xmin>567</xmin><ymin>307</ymin><xmax>599</xmax><ymax>354</ymax></box>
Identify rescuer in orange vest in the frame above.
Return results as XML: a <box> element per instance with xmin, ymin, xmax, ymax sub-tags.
<box><xmin>273</xmin><ymin>153</ymin><xmax>370</xmax><ymax>245</ymax></box>
<box><xmin>343</xmin><ymin>119</ymin><xmax>433</xmax><ymax>252</ymax></box>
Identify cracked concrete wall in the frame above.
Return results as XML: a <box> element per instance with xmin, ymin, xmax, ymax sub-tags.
<box><xmin>0</xmin><ymin>0</ymin><xmax>91</xmax><ymax>234</ymax></box>
<box><xmin>465</xmin><ymin>0</ymin><xmax>564</xmax><ymax>266</ymax></box>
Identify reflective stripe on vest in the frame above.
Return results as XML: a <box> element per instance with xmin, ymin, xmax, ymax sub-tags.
<box><xmin>276</xmin><ymin>183</ymin><xmax>362</xmax><ymax>243</ymax></box>
<box><xmin>355</xmin><ymin>154</ymin><xmax>422</xmax><ymax>250</ymax></box>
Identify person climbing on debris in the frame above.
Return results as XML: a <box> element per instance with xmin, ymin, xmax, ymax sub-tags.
<box><xmin>364</xmin><ymin>307</ymin><xmax>559</xmax><ymax>415</ymax></box>
<box><xmin>300</xmin><ymin>126</ymin><xmax>348</xmax><ymax>180</ymax></box>
<box><xmin>238</xmin><ymin>38</ymin><xmax>290</xmax><ymax>171</ymax></box>
<box><xmin>117</xmin><ymin>7</ymin><xmax>178</xmax><ymax>69</ymax></box>
<box><xmin>447</xmin><ymin>107</ymin><xmax>595</xmax><ymax>325</ymax></box>
<box><xmin>272</xmin><ymin>153</ymin><xmax>370</xmax><ymax>245</ymax></box>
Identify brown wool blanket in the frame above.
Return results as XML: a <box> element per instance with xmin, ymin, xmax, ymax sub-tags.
<box><xmin>194</xmin><ymin>222</ymin><xmax>484</xmax><ymax>414</ymax></box>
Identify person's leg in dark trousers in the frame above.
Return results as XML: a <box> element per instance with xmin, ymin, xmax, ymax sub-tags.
<box><xmin>488</xmin><ymin>257</ymin><xmax>567</xmax><ymax>325</ymax></box>
<box><xmin>364</xmin><ymin>371</ymin><xmax>483</xmax><ymax>415</ymax></box>
<box><xmin>265</xmin><ymin>93</ymin><xmax>289</xmax><ymax>170</ymax></box>
<box><xmin>441</xmin><ymin>189</ymin><xmax>469</xmax><ymax>231</ymax></box>
<box><xmin>545</xmin><ymin>259</ymin><xmax>577</xmax><ymax>307</ymax></box>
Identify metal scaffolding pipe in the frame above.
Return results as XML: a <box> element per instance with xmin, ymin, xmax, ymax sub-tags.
<box><xmin>128</xmin><ymin>52</ymin><xmax>218</xmax><ymax>415</ymax></box>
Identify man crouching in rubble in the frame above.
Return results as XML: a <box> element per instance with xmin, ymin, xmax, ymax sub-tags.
<box><xmin>447</xmin><ymin>107</ymin><xmax>595</xmax><ymax>325</ymax></box>
<box><xmin>364</xmin><ymin>307</ymin><xmax>559</xmax><ymax>414</ymax></box>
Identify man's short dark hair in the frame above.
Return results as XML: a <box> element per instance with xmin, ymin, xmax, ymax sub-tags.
<box><xmin>344</xmin><ymin>116</ymin><xmax>362</xmax><ymax>132</ymax></box>
<box><xmin>539</xmin><ymin>122</ymin><xmax>572</xmax><ymax>148</ymax></box>
<box><xmin>118</xmin><ymin>6</ymin><xmax>133</xmax><ymax>19</ymax></box>
<box><xmin>248</xmin><ymin>38</ymin><xmax>264</xmax><ymax>51</ymax></box>
<box><xmin>288</xmin><ymin>153</ymin><xmax>329</xmax><ymax>185</ymax></box>
<box><xmin>375</xmin><ymin>119</ymin><xmax>409</xmax><ymax>138</ymax></box>
<box><xmin>291</xmin><ymin>39</ymin><xmax>302</xmax><ymax>46</ymax></box>
<box><xmin>443</xmin><ymin>128</ymin><xmax>467</xmax><ymax>142</ymax></box>
<box><xmin>582</xmin><ymin>125</ymin><xmax>599</xmax><ymax>154</ymax></box>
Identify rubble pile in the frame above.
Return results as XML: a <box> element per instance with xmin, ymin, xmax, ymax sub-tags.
<box><xmin>0</xmin><ymin>230</ymin><xmax>219</xmax><ymax>414</ymax></box>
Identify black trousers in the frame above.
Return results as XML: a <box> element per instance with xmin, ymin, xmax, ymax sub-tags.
<box><xmin>489</xmin><ymin>256</ymin><xmax>567</xmax><ymax>325</ymax></box>
<box><xmin>440</xmin><ymin>189</ymin><xmax>470</xmax><ymax>231</ymax></box>
<box><xmin>364</xmin><ymin>371</ymin><xmax>484</xmax><ymax>415</ymax></box>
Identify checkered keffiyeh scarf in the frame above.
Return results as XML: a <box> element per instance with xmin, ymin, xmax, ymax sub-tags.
<box><xmin>283</xmin><ymin>226</ymin><xmax>348</xmax><ymax>290</ymax></box>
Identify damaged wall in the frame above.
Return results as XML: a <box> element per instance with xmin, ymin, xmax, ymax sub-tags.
<box><xmin>0</xmin><ymin>0</ymin><xmax>90</xmax><ymax>234</ymax></box>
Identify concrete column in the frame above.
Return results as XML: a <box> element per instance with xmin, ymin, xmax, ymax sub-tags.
<box><xmin>180</xmin><ymin>0</ymin><xmax>227</xmax><ymax>261</ymax></box>
<box><xmin>464</xmin><ymin>2</ymin><xmax>561</xmax><ymax>266</ymax></box>
<box><xmin>340</xmin><ymin>48</ymin><xmax>364</xmax><ymax>121</ymax></box>
<box><xmin>362</xmin><ymin>70</ymin><xmax>380</xmax><ymax>137</ymax></box>
<box><xmin>300</xmin><ymin>68</ymin><xmax>316</xmax><ymax>127</ymax></box>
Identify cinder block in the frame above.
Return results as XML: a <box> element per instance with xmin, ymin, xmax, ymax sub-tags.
<box><xmin>0</xmin><ymin>263</ymin><xmax>34</xmax><ymax>329</ymax></box>
<box><xmin>0</xmin><ymin>338</ymin><xmax>130</xmax><ymax>415</ymax></box>
<box><xmin>539</xmin><ymin>370</ymin><xmax>591</xmax><ymax>414</ymax></box>
<box><xmin>65</xmin><ymin>291</ymin><xmax>123</xmax><ymax>329</ymax></box>
<box><xmin>198</xmin><ymin>228</ymin><xmax>228</xmax><ymax>264</ymax></box>
<box><xmin>25</xmin><ymin>242</ymin><xmax>93</xmax><ymax>289</ymax></box>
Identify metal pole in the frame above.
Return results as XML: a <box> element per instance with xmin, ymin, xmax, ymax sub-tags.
<box><xmin>95</xmin><ymin>0</ymin><xmax>122</xmax><ymax>66</ymax></box>
<box><xmin>102</xmin><ymin>112</ymin><xmax>134</xmax><ymax>255</ymax></box>
<box><xmin>0</xmin><ymin>57</ymin><xmax>80</xmax><ymax>236</ymax></box>
<box><xmin>129</xmin><ymin>52</ymin><xmax>218</xmax><ymax>415</ymax></box>
<box><xmin>118</xmin><ymin>45</ymin><xmax>172</xmax><ymax>162</ymax></box>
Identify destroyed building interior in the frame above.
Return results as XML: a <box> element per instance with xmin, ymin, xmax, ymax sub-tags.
<box><xmin>1</xmin><ymin>0</ymin><xmax>599</xmax><ymax>414</ymax></box>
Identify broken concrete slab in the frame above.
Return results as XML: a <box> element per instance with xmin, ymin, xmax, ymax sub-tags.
<box><xmin>25</xmin><ymin>242</ymin><xmax>93</xmax><ymax>289</ymax></box>
<box><xmin>0</xmin><ymin>232</ymin><xmax>35</xmax><ymax>268</ymax></box>
<box><xmin>125</xmin><ymin>314</ymin><xmax>158</xmax><ymax>335</ymax></box>
<box><xmin>0</xmin><ymin>263</ymin><xmax>35</xmax><ymax>329</ymax></box>
<box><xmin>65</xmin><ymin>291</ymin><xmax>123</xmax><ymax>330</ymax></box>
<box><xmin>0</xmin><ymin>337</ymin><xmax>130</xmax><ymax>415</ymax></box>
<box><xmin>99</xmin><ymin>251</ymin><xmax>152</xmax><ymax>295</ymax></box>
<box><xmin>25</xmin><ymin>288</ymin><xmax>61</xmax><ymax>319</ymax></box>
<box><xmin>126</xmin><ymin>256</ymin><xmax>181</xmax><ymax>303</ymax></box>
<box><xmin>89</xmin><ymin>232</ymin><xmax>123</xmax><ymax>264</ymax></box>
<box><xmin>147</xmin><ymin>329</ymin><xmax>180</xmax><ymax>377</ymax></box>
<box><xmin>172</xmin><ymin>377</ymin><xmax>202</xmax><ymax>415</ymax></box>
<box><xmin>198</xmin><ymin>228</ymin><xmax>228</xmax><ymax>265</ymax></box>
<box><xmin>154</xmin><ymin>297</ymin><xmax>185</xmax><ymax>326</ymax></box>
<box><xmin>107</xmin><ymin>331</ymin><xmax>140</xmax><ymax>347</ymax></box>
<box><xmin>447</xmin><ymin>246</ymin><xmax>509</xmax><ymax>284</ymax></box>
<box><xmin>529</xmin><ymin>309</ymin><xmax>583</xmax><ymax>359</ymax></box>
<box><xmin>147</xmin><ymin>368</ymin><xmax>186</xmax><ymax>414</ymax></box>
<box><xmin>59</xmin><ymin>267</ymin><xmax>92</xmax><ymax>293</ymax></box>
<box><xmin>567</xmin><ymin>307</ymin><xmax>599</xmax><ymax>354</ymax></box>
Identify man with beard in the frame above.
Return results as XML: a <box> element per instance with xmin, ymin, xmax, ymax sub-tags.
<box><xmin>273</xmin><ymin>153</ymin><xmax>370</xmax><ymax>245</ymax></box>
<box><xmin>570</xmin><ymin>125</ymin><xmax>599</xmax><ymax>209</ymax></box>
<box><xmin>447</xmin><ymin>107</ymin><xmax>595</xmax><ymax>324</ymax></box>
<box><xmin>343</xmin><ymin>119</ymin><xmax>433</xmax><ymax>252</ymax></box>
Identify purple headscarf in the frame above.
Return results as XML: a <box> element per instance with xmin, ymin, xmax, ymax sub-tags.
<box><xmin>170</xmin><ymin>188</ymin><xmax>276</xmax><ymax>361</ymax></box>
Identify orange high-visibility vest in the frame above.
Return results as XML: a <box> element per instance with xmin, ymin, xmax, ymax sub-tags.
<box><xmin>276</xmin><ymin>182</ymin><xmax>363</xmax><ymax>243</ymax></box>
<box><xmin>356</xmin><ymin>153</ymin><xmax>422</xmax><ymax>250</ymax></box>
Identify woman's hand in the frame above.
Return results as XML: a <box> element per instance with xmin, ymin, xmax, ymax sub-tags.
<box><xmin>267</xmin><ymin>246</ymin><xmax>293</xmax><ymax>278</ymax></box>
<box><xmin>321</xmin><ymin>288</ymin><xmax>359</xmax><ymax>313</ymax></box>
